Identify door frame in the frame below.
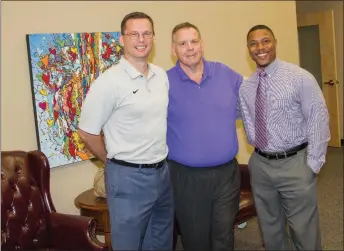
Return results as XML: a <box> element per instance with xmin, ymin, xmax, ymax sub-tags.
<box><xmin>297</xmin><ymin>10</ymin><xmax>341</xmax><ymax>147</ymax></box>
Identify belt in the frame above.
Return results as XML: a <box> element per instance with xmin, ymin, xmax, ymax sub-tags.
<box><xmin>110</xmin><ymin>158</ymin><xmax>165</xmax><ymax>169</ymax></box>
<box><xmin>255</xmin><ymin>142</ymin><xmax>308</xmax><ymax>160</ymax></box>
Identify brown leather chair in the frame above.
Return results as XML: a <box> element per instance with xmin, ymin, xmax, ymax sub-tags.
<box><xmin>173</xmin><ymin>164</ymin><xmax>257</xmax><ymax>249</ymax></box>
<box><xmin>235</xmin><ymin>164</ymin><xmax>257</xmax><ymax>225</ymax></box>
<box><xmin>1</xmin><ymin>150</ymin><xmax>107</xmax><ymax>251</ymax></box>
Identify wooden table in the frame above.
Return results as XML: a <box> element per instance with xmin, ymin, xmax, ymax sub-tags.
<box><xmin>74</xmin><ymin>188</ymin><xmax>111</xmax><ymax>249</ymax></box>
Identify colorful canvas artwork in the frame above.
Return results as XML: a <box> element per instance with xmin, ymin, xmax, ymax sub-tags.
<box><xmin>26</xmin><ymin>32</ymin><xmax>123</xmax><ymax>168</ymax></box>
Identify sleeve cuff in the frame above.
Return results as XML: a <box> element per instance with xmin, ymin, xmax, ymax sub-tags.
<box><xmin>307</xmin><ymin>158</ymin><xmax>324</xmax><ymax>173</ymax></box>
<box><xmin>78</xmin><ymin>125</ymin><xmax>101</xmax><ymax>136</ymax></box>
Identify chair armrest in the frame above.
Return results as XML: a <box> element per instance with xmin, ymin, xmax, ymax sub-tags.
<box><xmin>49</xmin><ymin>212</ymin><xmax>107</xmax><ymax>251</ymax></box>
<box><xmin>239</xmin><ymin>164</ymin><xmax>252</xmax><ymax>192</ymax></box>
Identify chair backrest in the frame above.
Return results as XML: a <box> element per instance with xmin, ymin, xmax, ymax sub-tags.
<box><xmin>238</xmin><ymin>164</ymin><xmax>252</xmax><ymax>192</ymax></box>
<box><xmin>1</xmin><ymin>151</ymin><xmax>50</xmax><ymax>250</ymax></box>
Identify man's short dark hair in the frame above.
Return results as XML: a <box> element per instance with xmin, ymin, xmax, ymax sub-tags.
<box><xmin>247</xmin><ymin>24</ymin><xmax>275</xmax><ymax>41</ymax></box>
<box><xmin>121</xmin><ymin>12</ymin><xmax>155</xmax><ymax>35</ymax></box>
<box><xmin>171</xmin><ymin>22</ymin><xmax>201</xmax><ymax>42</ymax></box>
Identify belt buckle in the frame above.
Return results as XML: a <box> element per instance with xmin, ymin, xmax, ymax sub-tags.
<box><xmin>145</xmin><ymin>161</ymin><xmax>163</xmax><ymax>168</ymax></box>
<box><xmin>147</xmin><ymin>163</ymin><xmax>159</xmax><ymax>168</ymax></box>
<box><xmin>276</xmin><ymin>151</ymin><xmax>287</xmax><ymax>160</ymax></box>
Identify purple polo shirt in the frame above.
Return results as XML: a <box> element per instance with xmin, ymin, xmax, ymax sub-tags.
<box><xmin>167</xmin><ymin>58</ymin><xmax>243</xmax><ymax>167</ymax></box>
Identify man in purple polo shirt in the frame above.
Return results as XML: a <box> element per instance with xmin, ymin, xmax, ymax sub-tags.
<box><xmin>167</xmin><ymin>22</ymin><xmax>243</xmax><ymax>251</ymax></box>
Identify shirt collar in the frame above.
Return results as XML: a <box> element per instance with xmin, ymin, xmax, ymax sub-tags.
<box><xmin>119</xmin><ymin>56</ymin><xmax>156</xmax><ymax>79</ymax></box>
<box><xmin>256</xmin><ymin>58</ymin><xmax>280</xmax><ymax>77</ymax></box>
<box><xmin>176</xmin><ymin>57</ymin><xmax>212</xmax><ymax>81</ymax></box>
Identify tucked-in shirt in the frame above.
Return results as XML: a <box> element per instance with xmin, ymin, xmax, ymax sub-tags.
<box><xmin>78</xmin><ymin>57</ymin><xmax>169</xmax><ymax>163</ymax></box>
<box><xmin>239</xmin><ymin>58</ymin><xmax>330</xmax><ymax>173</ymax></box>
<box><xmin>167</xmin><ymin>58</ymin><xmax>243</xmax><ymax>167</ymax></box>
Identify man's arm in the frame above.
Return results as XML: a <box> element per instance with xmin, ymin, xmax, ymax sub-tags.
<box><xmin>236</xmin><ymin>75</ymin><xmax>245</xmax><ymax>120</ymax></box>
<box><xmin>300</xmin><ymin>73</ymin><xmax>330</xmax><ymax>173</ymax></box>
<box><xmin>236</xmin><ymin>99</ymin><xmax>242</xmax><ymax>120</ymax></box>
<box><xmin>78</xmin><ymin>72</ymin><xmax>117</xmax><ymax>164</ymax></box>
<box><xmin>78</xmin><ymin>129</ymin><xmax>107</xmax><ymax>164</ymax></box>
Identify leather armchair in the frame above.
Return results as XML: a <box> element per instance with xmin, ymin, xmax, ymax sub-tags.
<box><xmin>173</xmin><ymin>164</ymin><xmax>257</xmax><ymax>249</ymax></box>
<box><xmin>235</xmin><ymin>164</ymin><xmax>257</xmax><ymax>225</ymax></box>
<box><xmin>1</xmin><ymin>150</ymin><xmax>107</xmax><ymax>251</ymax></box>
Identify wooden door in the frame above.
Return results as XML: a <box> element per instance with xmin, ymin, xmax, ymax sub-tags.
<box><xmin>297</xmin><ymin>10</ymin><xmax>341</xmax><ymax>147</ymax></box>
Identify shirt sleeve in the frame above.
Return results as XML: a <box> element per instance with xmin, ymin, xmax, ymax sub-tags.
<box><xmin>164</xmin><ymin>71</ymin><xmax>170</xmax><ymax>90</ymax></box>
<box><xmin>300</xmin><ymin>73</ymin><xmax>330</xmax><ymax>173</ymax></box>
<box><xmin>236</xmin><ymin>75</ymin><xmax>244</xmax><ymax>120</ymax></box>
<box><xmin>78</xmin><ymin>72</ymin><xmax>118</xmax><ymax>135</ymax></box>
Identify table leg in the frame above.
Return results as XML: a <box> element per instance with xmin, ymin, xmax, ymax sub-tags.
<box><xmin>102</xmin><ymin>210</ymin><xmax>111</xmax><ymax>250</ymax></box>
<box><xmin>105</xmin><ymin>233</ymin><xmax>111</xmax><ymax>250</ymax></box>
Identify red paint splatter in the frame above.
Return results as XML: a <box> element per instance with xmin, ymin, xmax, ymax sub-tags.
<box><xmin>49</xmin><ymin>48</ymin><xmax>56</xmax><ymax>55</ymax></box>
<box><xmin>66</xmin><ymin>130</ymin><xmax>72</xmax><ymax>138</ymax></box>
<box><xmin>85</xmin><ymin>33</ymin><xmax>94</xmax><ymax>44</ymax></box>
<box><xmin>38</xmin><ymin>102</ymin><xmax>47</xmax><ymax>111</ymax></box>
<box><xmin>54</xmin><ymin>111</ymin><xmax>59</xmax><ymax>121</ymax></box>
<box><xmin>101</xmin><ymin>42</ymin><xmax>112</xmax><ymax>61</ymax></box>
<box><xmin>42</xmin><ymin>73</ymin><xmax>50</xmax><ymax>85</ymax></box>
<box><xmin>70</xmin><ymin>107</ymin><xmax>76</xmax><ymax>121</ymax></box>
<box><xmin>68</xmin><ymin>139</ymin><xmax>76</xmax><ymax>158</ymax></box>
<box><xmin>68</xmin><ymin>51</ymin><xmax>77</xmax><ymax>61</ymax></box>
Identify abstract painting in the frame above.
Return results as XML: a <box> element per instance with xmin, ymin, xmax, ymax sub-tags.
<box><xmin>26</xmin><ymin>32</ymin><xmax>123</xmax><ymax>168</ymax></box>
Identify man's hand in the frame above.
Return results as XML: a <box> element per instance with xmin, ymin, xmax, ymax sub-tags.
<box><xmin>78</xmin><ymin>129</ymin><xmax>108</xmax><ymax>164</ymax></box>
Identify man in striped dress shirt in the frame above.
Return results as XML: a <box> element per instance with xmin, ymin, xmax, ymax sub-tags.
<box><xmin>239</xmin><ymin>24</ymin><xmax>330</xmax><ymax>250</ymax></box>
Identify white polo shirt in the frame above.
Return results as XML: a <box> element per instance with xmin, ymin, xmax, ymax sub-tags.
<box><xmin>78</xmin><ymin>57</ymin><xmax>169</xmax><ymax>164</ymax></box>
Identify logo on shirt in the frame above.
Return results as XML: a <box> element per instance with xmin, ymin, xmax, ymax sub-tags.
<box><xmin>133</xmin><ymin>89</ymin><xmax>139</xmax><ymax>94</ymax></box>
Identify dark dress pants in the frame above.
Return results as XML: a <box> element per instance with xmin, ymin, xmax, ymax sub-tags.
<box><xmin>169</xmin><ymin>159</ymin><xmax>241</xmax><ymax>251</ymax></box>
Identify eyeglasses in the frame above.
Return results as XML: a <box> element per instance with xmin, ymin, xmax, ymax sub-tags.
<box><xmin>124</xmin><ymin>32</ymin><xmax>154</xmax><ymax>40</ymax></box>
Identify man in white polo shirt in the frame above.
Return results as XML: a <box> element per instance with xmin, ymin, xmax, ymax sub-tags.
<box><xmin>78</xmin><ymin>12</ymin><xmax>173</xmax><ymax>251</ymax></box>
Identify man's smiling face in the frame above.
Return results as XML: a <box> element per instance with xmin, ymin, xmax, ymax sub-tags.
<box><xmin>247</xmin><ymin>29</ymin><xmax>277</xmax><ymax>68</ymax></box>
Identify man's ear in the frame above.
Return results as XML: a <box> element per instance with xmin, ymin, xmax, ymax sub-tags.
<box><xmin>171</xmin><ymin>43</ymin><xmax>176</xmax><ymax>57</ymax></box>
<box><xmin>200</xmin><ymin>39</ymin><xmax>204</xmax><ymax>55</ymax></box>
<box><xmin>119</xmin><ymin>35</ymin><xmax>124</xmax><ymax>47</ymax></box>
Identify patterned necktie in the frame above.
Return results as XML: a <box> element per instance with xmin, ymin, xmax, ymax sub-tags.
<box><xmin>255</xmin><ymin>71</ymin><xmax>268</xmax><ymax>149</ymax></box>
